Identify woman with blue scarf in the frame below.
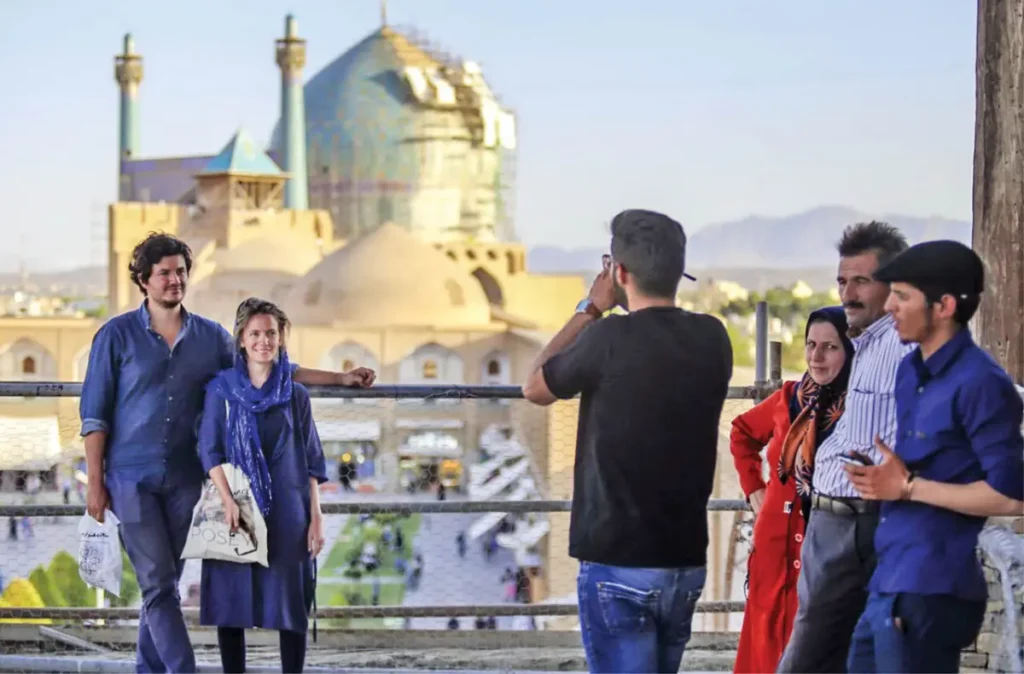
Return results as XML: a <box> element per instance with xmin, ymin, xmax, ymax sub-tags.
<box><xmin>197</xmin><ymin>298</ymin><xmax>342</xmax><ymax>673</ymax></box>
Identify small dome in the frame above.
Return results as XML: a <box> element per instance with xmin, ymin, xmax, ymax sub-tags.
<box><xmin>285</xmin><ymin>222</ymin><xmax>493</xmax><ymax>326</ymax></box>
<box><xmin>209</xmin><ymin>235</ymin><xmax>324</xmax><ymax>277</ymax></box>
<box><xmin>187</xmin><ymin>235</ymin><xmax>322</xmax><ymax>325</ymax></box>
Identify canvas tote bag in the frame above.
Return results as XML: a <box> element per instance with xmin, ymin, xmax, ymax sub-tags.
<box><xmin>181</xmin><ymin>401</ymin><xmax>269</xmax><ymax>567</ymax></box>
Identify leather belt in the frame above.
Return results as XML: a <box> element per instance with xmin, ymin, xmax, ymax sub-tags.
<box><xmin>811</xmin><ymin>493</ymin><xmax>880</xmax><ymax>516</ymax></box>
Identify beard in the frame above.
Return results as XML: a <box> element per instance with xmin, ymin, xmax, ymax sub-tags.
<box><xmin>613</xmin><ymin>277</ymin><xmax>628</xmax><ymax>310</ymax></box>
<box><xmin>152</xmin><ymin>288</ymin><xmax>185</xmax><ymax>309</ymax></box>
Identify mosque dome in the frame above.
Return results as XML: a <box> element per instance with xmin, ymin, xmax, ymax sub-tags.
<box><xmin>268</xmin><ymin>26</ymin><xmax>517</xmax><ymax>242</ymax></box>
<box><xmin>206</xmin><ymin>234</ymin><xmax>324</xmax><ymax>277</ymax></box>
<box><xmin>187</xmin><ymin>234</ymin><xmax>326</xmax><ymax>325</ymax></box>
<box><xmin>284</xmin><ymin>222</ymin><xmax>493</xmax><ymax>327</ymax></box>
<box><xmin>268</xmin><ymin>29</ymin><xmax>436</xmax><ymax>238</ymax></box>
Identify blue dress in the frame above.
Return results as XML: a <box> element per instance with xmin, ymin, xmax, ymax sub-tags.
<box><xmin>196</xmin><ymin>379</ymin><xmax>328</xmax><ymax>633</ymax></box>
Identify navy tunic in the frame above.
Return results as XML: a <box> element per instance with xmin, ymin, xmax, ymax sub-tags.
<box><xmin>196</xmin><ymin>380</ymin><xmax>328</xmax><ymax>633</ymax></box>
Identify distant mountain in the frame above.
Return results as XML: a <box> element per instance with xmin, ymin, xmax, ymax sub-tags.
<box><xmin>0</xmin><ymin>266</ymin><xmax>106</xmax><ymax>295</ymax></box>
<box><xmin>11</xmin><ymin>207</ymin><xmax>971</xmax><ymax>297</ymax></box>
<box><xmin>527</xmin><ymin>206</ymin><xmax>971</xmax><ymax>276</ymax></box>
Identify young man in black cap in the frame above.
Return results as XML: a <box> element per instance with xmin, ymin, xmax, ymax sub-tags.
<box><xmin>844</xmin><ymin>240</ymin><xmax>1024</xmax><ymax>672</ymax></box>
<box><xmin>522</xmin><ymin>209</ymin><xmax>733</xmax><ymax>673</ymax></box>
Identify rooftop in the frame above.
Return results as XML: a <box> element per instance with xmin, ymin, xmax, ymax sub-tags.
<box><xmin>201</xmin><ymin>129</ymin><xmax>283</xmax><ymax>178</ymax></box>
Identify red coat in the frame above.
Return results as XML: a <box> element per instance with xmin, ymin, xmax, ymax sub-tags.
<box><xmin>729</xmin><ymin>381</ymin><xmax>805</xmax><ymax>674</ymax></box>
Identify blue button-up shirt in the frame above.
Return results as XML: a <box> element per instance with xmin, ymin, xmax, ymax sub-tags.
<box><xmin>870</xmin><ymin>328</ymin><xmax>1024</xmax><ymax>601</ymax></box>
<box><xmin>79</xmin><ymin>302</ymin><xmax>235</xmax><ymax>476</ymax></box>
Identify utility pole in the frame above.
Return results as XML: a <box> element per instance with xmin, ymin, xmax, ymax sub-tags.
<box><xmin>973</xmin><ymin>0</ymin><xmax>1024</xmax><ymax>384</ymax></box>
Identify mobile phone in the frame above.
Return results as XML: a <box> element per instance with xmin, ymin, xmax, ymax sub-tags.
<box><xmin>838</xmin><ymin>452</ymin><xmax>874</xmax><ymax>467</ymax></box>
<box><xmin>601</xmin><ymin>254</ymin><xmax>612</xmax><ymax>272</ymax></box>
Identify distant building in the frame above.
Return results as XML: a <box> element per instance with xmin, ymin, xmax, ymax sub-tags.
<box><xmin>0</xmin><ymin>13</ymin><xmax>589</xmax><ymax>607</ymax></box>
<box><xmin>791</xmin><ymin>280</ymin><xmax>814</xmax><ymax>299</ymax></box>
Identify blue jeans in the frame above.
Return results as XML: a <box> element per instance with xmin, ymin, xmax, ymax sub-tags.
<box><xmin>577</xmin><ymin>562</ymin><xmax>707</xmax><ymax>673</ymax></box>
<box><xmin>108</xmin><ymin>468</ymin><xmax>202</xmax><ymax>673</ymax></box>
<box><xmin>847</xmin><ymin>592</ymin><xmax>985</xmax><ymax>673</ymax></box>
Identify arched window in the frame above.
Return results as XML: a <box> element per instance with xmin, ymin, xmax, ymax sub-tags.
<box><xmin>398</xmin><ymin>344</ymin><xmax>464</xmax><ymax>394</ymax></box>
<box><xmin>0</xmin><ymin>338</ymin><xmax>57</xmax><ymax>380</ymax></box>
<box><xmin>445</xmin><ymin>279</ymin><xmax>465</xmax><ymax>307</ymax></box>
<box><xmin>318</xmin><ymin>342</ymin><xmax>380</xmax><ymax>404</ymax></box>
<box><xmin>472</xmin><ymin>267</ymin><xmax>504</xmax><ymax>306</ymax></box>
<box><xmin>480</xmin><ymin>352</ymin><xmax>510</xmax><ymax>398</ymax></box>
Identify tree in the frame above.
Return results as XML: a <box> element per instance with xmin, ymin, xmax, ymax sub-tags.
<box><xmin>48</xmin><ymin>551</ymin><xmax>91</xmax><ymax>607</ymax></box>
<box><xmin>973</xmin><ymin>0</ymin><xmax>1024</xmax><ymax>384</ymax></box>
<box><xmin>28</xmin><ymin>565</ymin><xmax>66</xmax><ymax>607</ymax></box>
<box><xmin>0</xmin><ymin>578</ymin><xmax>51</xmax><ymax>624</ymax></box>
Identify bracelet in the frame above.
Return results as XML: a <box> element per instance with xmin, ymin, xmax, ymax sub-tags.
<box><xmin>901</xmin><ymin>473</ymin><xmax>916</xmax><ymax>501</ymax></box>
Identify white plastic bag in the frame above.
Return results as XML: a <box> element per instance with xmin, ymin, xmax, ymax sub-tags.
<box><xmin>180</xmin><ymin>463</ymin><xmax>269</xmax><ymax>568</ymax></box>
<box><xmin>78</xmin><ymin>510</ymin><xmax>122</xmax><ymax>597</ymax></box>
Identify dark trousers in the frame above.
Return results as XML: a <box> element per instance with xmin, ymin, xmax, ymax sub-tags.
<box><xmin>217</xmin><ymin>626</ymin><xmax>307</xmax><ymax>673</ymax></box>
<box><xmin>847</xmin><ymin>592</ymin><xmax>985</xmax><ymax>673</ymax></box>
<box><xmin>108</xmin><ymin>469</ymin><xmax>202</xmax><ymax>674</ymax></box>
<box><xmin>777</xmin><ymin>508</ymin><xmax>879</xmax><ymax>673</ymax></box>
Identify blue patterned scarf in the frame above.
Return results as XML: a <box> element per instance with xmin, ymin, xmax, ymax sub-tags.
<box><xmin>211</xmin><ymin>351</ymin><xmax>294</xmax><ymax>518</ymax></box>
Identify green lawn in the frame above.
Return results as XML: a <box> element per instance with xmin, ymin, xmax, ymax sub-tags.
<box><xmin>317</xmin><ymin>513</ymin><xmax>422</xmax><ymax>628</ymax></box>
<box><xmin>321</xmin><ymin>514</ymin><xmax>422</xmax><ymax>577</ymax></box>
<box><xmin>315</xmin><ymin>582</ymin><xmax>405</xmax><ymax>629</ymax></box>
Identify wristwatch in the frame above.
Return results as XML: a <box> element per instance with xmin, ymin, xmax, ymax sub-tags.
<box><xmin>575</xmin><ymin>299</ymin><xmax>603</xmax><ymax>319</ymax></box>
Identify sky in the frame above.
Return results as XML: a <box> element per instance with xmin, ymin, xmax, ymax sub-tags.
<box><xmin>0</xmin><ymin>0</ymin><xmax>977</xmax><ymax>271</ymax></box>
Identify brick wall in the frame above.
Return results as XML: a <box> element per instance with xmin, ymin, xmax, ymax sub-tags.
<box><xmin>961</xmin><ymin>522</ymin><xmax>1024</xmax><ymax>672</ymax></box>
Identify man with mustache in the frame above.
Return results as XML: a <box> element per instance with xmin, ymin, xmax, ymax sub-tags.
<box><xmin>777</xmin><ymin>221</ymin><xmax>912</xmax><ymax>673</ymax></box>
<box><xmin>79</xmin><ymin>233</ymin><xmax>375</xmax><ymax>673</ymax></box>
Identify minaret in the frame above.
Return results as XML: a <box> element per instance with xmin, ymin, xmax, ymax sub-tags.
<box><xmin>114</xmin><ymin>34</ymin><xmax>143</xmax><ymax>198</ymax></box>
<box><xmin>275</xmin><ymin>15</ymin><xmax>309</xmax><ymax>210</ymax></box>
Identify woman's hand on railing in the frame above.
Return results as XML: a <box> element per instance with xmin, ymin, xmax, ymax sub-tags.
<box><xmin>338</xmin><ymin>367</ymin><xmax>376</xmax><ymax>388</ymax></box>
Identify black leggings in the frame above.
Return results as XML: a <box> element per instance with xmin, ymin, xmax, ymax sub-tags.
<box><xmin>217</xmin><ymin>626</ymin><xmax>307</xmax><ymax>673</ymax></box>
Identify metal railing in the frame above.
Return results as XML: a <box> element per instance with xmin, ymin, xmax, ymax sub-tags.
<box><xmin>0</xmin><ymin>303</ymin><xmax>783</xmax><ymax>628</ymax></box>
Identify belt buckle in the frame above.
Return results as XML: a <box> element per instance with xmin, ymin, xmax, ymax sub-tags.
<box><xmin>835</xmin><ymin>498</ymin><xmax>856</xmax><ymax>515</ymax></box>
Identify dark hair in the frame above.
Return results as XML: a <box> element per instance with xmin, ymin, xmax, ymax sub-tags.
<box><xmin>609</xmin><ymin>209</ymin><xmax>687</xmax><ymax>298</ymax></box>
<box><xmin>129</xmin><ymin>232</ymin><xmax>193</xmax><ymax>295</ymax></box>
<box><xmin>921</xmin><ymin>287</ymin><xmax>981</xmax><ymax>326</ymax></box>
<box><xmin>836</xmin><ymin>221</ymin><xmax>908</xmax><ymax>268</ymax></box>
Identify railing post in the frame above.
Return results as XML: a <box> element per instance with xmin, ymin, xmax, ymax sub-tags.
<box><xmin>769</xmin><ymin>340</ymin><xmax>783</xmax><ymax>385</ymax></box>
<box><xmin>754</xmin><ymin>301</ymin><xmax>768</xmax><ymax>398</ymax></box>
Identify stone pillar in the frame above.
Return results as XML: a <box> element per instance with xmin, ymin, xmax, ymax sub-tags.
<box><xmin>972</xmin><ymin>0</ymin><xmax>1024</xmax><ymax>385</ymax></box>
<box><xmin>114</xmin><ymin>34</ymin><xmax>143</xmax><ymax>200</ymax></box>
<box><xmin>275</xmin><ymin>14</ymin><xmax>310</xmax><ymax>210</ymax></box>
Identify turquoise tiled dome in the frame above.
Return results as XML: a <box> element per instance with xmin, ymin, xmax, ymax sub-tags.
<box><xmin>269</xmin><ymin>28</ymin><xmax>443</xmax><ymax>239</ymax></box>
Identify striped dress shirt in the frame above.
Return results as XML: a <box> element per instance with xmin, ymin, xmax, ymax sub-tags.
<box><xmin>812</xmin><ymin>313</ymin><xmax>915</xmax><ymax>498</ymax></box>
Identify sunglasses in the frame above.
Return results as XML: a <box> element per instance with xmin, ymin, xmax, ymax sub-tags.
<box><xmin>601</xmin><ymin>254</ymin><xmax>697</xmax><ymax>281</ymax></box>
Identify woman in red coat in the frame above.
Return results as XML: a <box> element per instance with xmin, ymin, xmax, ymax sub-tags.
<box><xmin>730</xmin><ymin>307</ymin><xmax>854</xmax><ymax>674</ymax></box>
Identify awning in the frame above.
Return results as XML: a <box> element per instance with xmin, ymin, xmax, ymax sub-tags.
<box><xmin>497</xmin><ymin>519</ymin><xmax>551</xmax><ymax>550</ymax></box>
<box><xmin>398</xmin><ymin>432</ymin><xmax>461</xmax><ymax>458</ymax></box>
<box><xmin>0</xmin><ymin>416</ymin><xmax>63</xmax><ymax>470</ymax></box>
<box><xmin>468</xmin><ymin>458</ymin><xmax>530</xmax><ymax>501</ymax></box>
<box><xmin>314</xmin><ymin>420</ymin><xmax>381</xmax><ymax>443</ymax></box>
<box><xmin>394</xmin><ymin>418</ymin><xmax>464</xmax><ymax>430</ymax></box>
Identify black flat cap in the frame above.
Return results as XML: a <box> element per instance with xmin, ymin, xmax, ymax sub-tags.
<box><xmin>873</xmin><ymin>240</ymin><xmax>984</xmax><ymax>296</ymax></box>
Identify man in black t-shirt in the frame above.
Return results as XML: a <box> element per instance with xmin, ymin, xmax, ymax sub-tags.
<box><xmin>523</xmin><ymin>209</ymin><xmax>733</xmax><ymax>674</ymax></box>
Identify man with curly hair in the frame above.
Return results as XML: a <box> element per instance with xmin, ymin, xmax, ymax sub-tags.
<box><xmin>79</xmin><ymin>233</ymin><xmax>375</xmax><ymax>673</ymax></box>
